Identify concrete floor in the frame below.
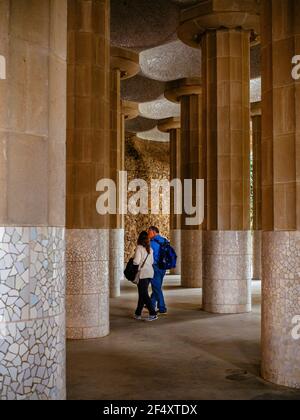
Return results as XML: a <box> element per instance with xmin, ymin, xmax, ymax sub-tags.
<box><xmin>67</xmin><ymin>276</ymin><xmax>300</xmax><ymax>400</ymax></box>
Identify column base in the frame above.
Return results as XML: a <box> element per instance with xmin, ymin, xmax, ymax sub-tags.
<box><xmin>262</xmin><ymin>231</ymin><xmax>300</xmax><ymax>389</ymax></box>
<box><xmin>170</xmin><ymin>229</ymin><xmax>181</xmax><ymax>275</ymax></box>
<box><xmin>252</xmin><ymin>230</ymin><xmax>262</xmax><ymax>280</ymax></box>
<box><xmin>181</xmin><ymin>230</ymin><xmax>202</xmax><ymax>288</ymax></box>
<box><xmin>66</xmin><ymin>229</ymin><xmax>109</xmax><ymax>340</ymax></box>
<box><xmin>0</xmin><ymin>227</ymin><xmax>66</xmax><ymax>400</ymax></box>
<box><xmin>203</xmin><ymin>231</ymin><xmax>252</xmax><ymax>314</ymax></box>
<box><xmin>109</xmin><ymin>229</ymin><xmax>124</xmax><ymax>298</ymax></box>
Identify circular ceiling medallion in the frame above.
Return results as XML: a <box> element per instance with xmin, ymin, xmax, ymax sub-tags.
<box><xmin>139</xmin><ymin>98</ymin><xmax>181</xmax><ymax>120</ymax></box>
<box><xmin>140</xmin><ymin>40</ymin><xmax>201</xmax><ymax>82</ymax></box>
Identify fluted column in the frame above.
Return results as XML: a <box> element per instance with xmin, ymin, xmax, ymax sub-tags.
<box><xmin>251</xmin><ymin>102</ymin><xmax>262</xmax><ymax>280</ymax></box>
<box><xmin>166</xmin><ymin>79</ymin><xmax>203</xmax><ymax>288</ymax></box>
<box><xmin>158</xmin><ymin>118</ymin><xmax>181</xmax><ymax>275</ymax></box>
<box><xmin>261</xmin><ymin>0</ymin><xmax>300</xmax><ymax>389</ymax></box>
<box><xmin>202</xmin><ymin>29</ymin><xmax>252</xmax><ymax>314</ymax></box>
<box><xmin>178</xmin><ymin>1</ymin><xmax>260</xmax><ymax>312</ymax></box>
<box><xmin>0</xmin><ymin>0</ymin><xmax>67</xmax><ymax>400</ymax></box>
<box><xmin>66</xmin><ymin>0</ymin><xmax>110</xmax><ymax>340</ymax></box>
<box><xmin>109</xmin><ymin>48</ymin><xmax>139</xmax><ymax>298</ymax></box>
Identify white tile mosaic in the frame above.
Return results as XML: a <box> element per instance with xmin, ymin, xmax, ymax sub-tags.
<box><xmin>203</xmin><ymin>231</ymin><xmax>252</xmax><ymax>314</ymax></box>
<box><xmin>109</xmin><ymin>229</ymin><xmax>125</xmax><ymax>298</ymax></box>
<box><xmin>0</xmin><ymin>227</ymin><xmax>66</xmax><ymax>400</ymax></box>
<box><xmin>66</xmin><ymin>229</ymin><xmax>110</xmax><ymax>340</ymax></box>
<box><xmin>261</xmin><ymin>231</ymin><xmax>300</xmax><ymax>389</ymax></box>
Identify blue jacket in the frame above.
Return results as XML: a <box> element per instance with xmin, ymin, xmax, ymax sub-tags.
<box><xmin>150</xmin><ymin>235</ymin><xmax>166</xmax><ymax>266</ymax></box>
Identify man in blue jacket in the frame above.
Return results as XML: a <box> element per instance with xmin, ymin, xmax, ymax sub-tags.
<box><xmin>148</xmin><ymin>226</ymin><xmax>167</xmax><ymax>315</ymax></box>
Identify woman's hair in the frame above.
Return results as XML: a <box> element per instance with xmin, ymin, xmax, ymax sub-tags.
<box><xmin>137</xmin><ymin>231</ymin><xmax>151</xmax><ymax>254</ymax></box>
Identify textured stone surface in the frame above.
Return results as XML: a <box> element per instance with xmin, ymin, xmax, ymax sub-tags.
<box><xmin>262</xmin><ymin>231</ymin><xmax>300</xmax><ymax>389</ymax></box>
<box><xmin>203</xmin><ymin>231</ymin><xmax>252</xmax><ymax>314</ymax></box>
<box><xmin>181</xmin><ymin>230</ymin><xmax>202</xmax><ymax>288</ymax></box>
<box><xmin>125</xmin><ymin>136</ymin><xmax>170</xmax><ymax>261</ymax></box>
<box><xmin>109</xmin><ymin>229</ymin><xmax>125</xmax><ymax>298</ymax></box>
<box><xmin>0</xmin><ymin>227</ymin><xmax>66</xmax><ymax>400</ymax></box>
<box><xmin>170</xmin><ymin>230</ymin><xmax>181</xmax><ymax>276</ymax></box>
<box><xmin>66</xmin><ymin>230</ymin><xmax>109</xmax><ymax>340</ymax></box>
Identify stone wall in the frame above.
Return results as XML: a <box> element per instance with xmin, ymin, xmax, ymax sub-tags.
<box><xmin>125</xmin><ymin>136</ymin><xmax>170</xmax><ymax>261</ymax></box>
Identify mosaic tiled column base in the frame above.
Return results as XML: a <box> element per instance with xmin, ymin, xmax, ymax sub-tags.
<box><xmin>261</xmin><ymin>231</ymin><xmax>300</xmax><ymax>389</ymax></box>
<box><xmin>66</xmin><ymin>229</ymin><xmax>109</xmax><ymax>340</ymax></box>
<box><xmin>181</xmin><ymin>230</ymin><xmax>202</xmax><ymax>288</ymax></box>
<box><xmin>252</xmin><ymin>231</ymin><xmax>262</xmax><ymax>280</ymax></box>
<box><xmin>170</xmin><ymin>229</ymin><xmax>181</xmax><ymax>276</ymax></box>
<box><xmin>0</xmin><ymin>227</ymin><xmax>66</xmax><ymax>400</ymax></box>
<box><xmin>203</xmin><ymin>231</ymin><xmax>252</xmax><ymax>314</ymax></box>
<box><xmin>109</xmin><ymin>229</ymin><xmax>125</xmax><ymax>298</ymax></box>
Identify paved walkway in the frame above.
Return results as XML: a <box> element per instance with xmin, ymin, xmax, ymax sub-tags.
<box><xmin>67</xmin><ymin>277</ymin><xmax>300</xmax><ymax>400</ymax></box>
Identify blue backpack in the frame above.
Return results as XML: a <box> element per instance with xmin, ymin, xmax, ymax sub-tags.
<box><xmin>154</xmin><ymin>238</ymin><xmax>177</xmax><ymax>271</ymax></box>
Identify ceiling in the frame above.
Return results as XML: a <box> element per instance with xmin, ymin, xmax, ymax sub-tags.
<box><xmin>111</xmin><ymin>0</ymin><xmax>261</xmax><ymax>142</ymax></box>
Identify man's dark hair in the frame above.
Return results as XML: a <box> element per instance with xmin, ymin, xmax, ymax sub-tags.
<box><xmin>149</xmin><ymin>226</ymin><xmax>159</xmax><ymax>234</ymax></box>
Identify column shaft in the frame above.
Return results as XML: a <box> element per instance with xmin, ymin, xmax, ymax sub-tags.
<box><xmin>202</xmin><ymin>29</ymin><xmax>252</xmax><ymax>314</ymax></box>
<box><xmin>66</xmin><ymin>0</ymin><xmax>110</xmax><ymax>340</ymax></box>
<box><xmin>181</xmin><ymin>94</ymin><xmax>203</xmax><ymax>288</ymax></box>
<box><xmin>0</xmin><ymin>0</ymin><xmax>67</xmax><ymax>400</ymax></box>
<box><xmin>261</xmin><ymin>0</ymin><xmax>300</xmax><ymax>388</ymax></box>
<box><xmin>109</xmin><ymin>68</ymin><xmax>124</xmax><ymax>298</ymax></box>
<box><xmin>170</xmin><ymin>128</ymin><xmax>181</xmax><ymax>275</ymax></box>
<box><xmin>252</xmin><ymin>112</ymin><xmax>262</xmax><ymax>280</ymax></box>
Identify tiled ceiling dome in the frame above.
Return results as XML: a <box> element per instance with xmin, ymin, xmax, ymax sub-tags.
<box><xmin>111</xmin><ymin>0</ymin><xmax>179</xmax><ymax>50</ymax></box>
<box><xmin>121</xmin><ymin>75</ymin><xmax>166</xmax><ymax>103</ymax></box>
<box><xmin>140</xmin><ymin>40</ymin><xmax>202</xmax><ymax>82</ymax></box>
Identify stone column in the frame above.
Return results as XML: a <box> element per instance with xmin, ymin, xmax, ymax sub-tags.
<box><xmin>158</xmin><ymin>118</ymin><xmax>181</xmax><ymax>275</ymax></box>
<box><xmin>251</xmin><ymin>102</ymin><xmax>262</xmax><ymax>280</ymax></box>
<box><xmin>110</xmin><ymin>48</ymin><xmax>139</xmax><ymax>298</ymax></box>
<box><xmin>0</xmin><ymin>0</ymin><xmax>67</xmax><ymax>400</ymax></box>
<box><xmin>261</xmin><ymin>0</ymin><xmax>300</xmax><ymax>389</ymax></box>
<box><xmin>66</xmin><ymin>0</ymin><xmax>110</xmax><ymax>340</ymax></box>
<box><xmin>178</xmin><ymin>1</ymin><xmax>260</xmax><ymax>312</ymax></box>
<box><xmin>165</xmin><ymin>79</ymin><xmax>203</xmax><ymax>288</ymax></box>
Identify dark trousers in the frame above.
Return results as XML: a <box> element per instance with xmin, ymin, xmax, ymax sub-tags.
<box><xmin>135</xmin><ymin>278</ymin><xmax>156</xmax><ymax>317</ymax></box>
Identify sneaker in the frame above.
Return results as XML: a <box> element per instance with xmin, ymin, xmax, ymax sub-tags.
<box><xmin>159</xmin><ymin>311</ymin><xmax>168</xmax><ymax>315</ymax></box>
<box><xmin>145</xmin><ymin>315</ymin><xmax>158</xmax><ymax>322</ymax></box>
<box><xmin>134</xmin><ymin>315</ymin><xmax>142</xmax><ymax>320</ymax></box>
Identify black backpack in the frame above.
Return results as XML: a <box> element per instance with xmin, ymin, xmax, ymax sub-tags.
<box><xmin>154</xmin><ymin>238</ymin><xmax>177</xmax><ymax>271</ymax></box>
<box><xmin>124</xmin><ymin>258</ymin><xmax>139</xmax><ymax>282</ymax></box>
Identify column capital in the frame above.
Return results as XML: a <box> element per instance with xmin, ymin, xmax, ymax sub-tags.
<box><xmin>111</xmin><ymin>46</ymin><xmax>140</xmax><ymax>80</ymax></box>
<box><xmin>157</xmin><ymin>117</ymin><xmax>180</xmax><ymax>133</ymax></box>
<box><xmin>122</xmin><ymin>100</ymin><xmax>139</xmax><ymax>120</ymax></box>
<box><xmin>165</xmin><ymin>78</ymin><xmax>202</xmax><ymax>104</ymax></box>
<box><xmin>251</xmin><ymin>101</ymin><xmax>262</xmax><ymax>116</ymax></box>
<box><xmin>178</xmin><ymin>0</ymin><xmax>260</xmax><ymax>49</ymax></box>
